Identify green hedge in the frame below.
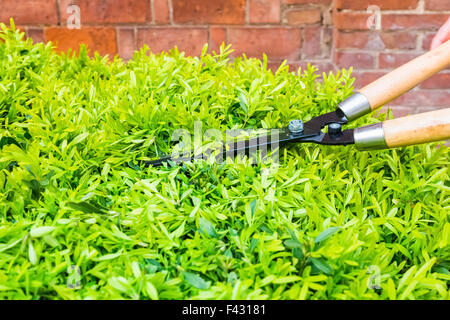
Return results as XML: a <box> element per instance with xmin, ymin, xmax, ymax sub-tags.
<box><xmin>0</xmin><ymin>22</ymin><xmax>449</xmax><ymax>300</ymax></box>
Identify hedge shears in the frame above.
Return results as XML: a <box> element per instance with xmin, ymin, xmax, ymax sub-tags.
<box><xmin>146</xmin><ymin>40</ymin><xmax>450</xmax><ymax>167</ymax></box>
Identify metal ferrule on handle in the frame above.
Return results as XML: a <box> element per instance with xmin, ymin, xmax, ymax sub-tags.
<box><xmin>354</xmin><ymin>123</ymin><xmax>387</xmax><ymax>150</ymax></box>
<box><xmin>337</xmin><ymin>92</ymin><xmax>372</xmax><ymax>122</ymax></box>
<box><xmin>354</xmin><ymin>108</ymin><xmax>450</xmax><ymax>150</ymax></box>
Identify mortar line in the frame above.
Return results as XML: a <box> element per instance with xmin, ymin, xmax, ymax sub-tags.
<box><xmin>56</xmin><ymin>0</ymin><xmax>61</xmax><ymax>27</ymax></box>
<box><xmin>245</xmin><ymin>0</ymin><xmax>250</xmax><ymax>24</ymax></box>
<box><xmin>168</xmin><ymin>0</ymin><xmax>174</xmax><ymax>24</ymax></box>
<box><xmin>150</xmin><ymin>0</ymin><xmax>155</xmax><ymax>25</ymax></box>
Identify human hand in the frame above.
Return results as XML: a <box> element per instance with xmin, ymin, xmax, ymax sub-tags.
<box><xmin>431</xmin><ymin>16</ymin><xmax>450</xmax><ymax>49</ymax></box>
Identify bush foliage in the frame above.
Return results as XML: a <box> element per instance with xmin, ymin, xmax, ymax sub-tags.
<box><xmin>0</xmin><ymin>22</ymin><xmax>449</xmax><ymax>300</ymax></box>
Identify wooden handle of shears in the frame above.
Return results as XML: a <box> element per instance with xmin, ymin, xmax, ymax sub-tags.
<box><xmin>338</xmin><ymin>40</ymin><xmax>450</xmax><ymax>121</ymax></box>
<box><xmin>354</xmin><ymin>108</ymin><xmax>450</xmax><ymax>150</ymax></box>
<box><xmin>360</xmin><ymin>40</ymin><xmax>450</xmax><ymax>110</ymax></box>
<box><xmin>382</xmin><ymin>108</ymin><xmax>450</xmax><ymax>148</ymax></box>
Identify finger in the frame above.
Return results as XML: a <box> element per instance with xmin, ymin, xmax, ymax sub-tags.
<box><xmin>430</xmin><ymin>16</ymin><xmax>450</xmax><ymax>50</ymax></box>
<box><xmin>430</xmin><ymin>35</ymin><xmax>443</xmax><ymax>50</ymax></box>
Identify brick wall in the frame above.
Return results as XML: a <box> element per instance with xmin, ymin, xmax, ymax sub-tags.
<box><xmin>1</xmin><ymin>0</ymin><xmax>449</xmax><ymax>115</ymax></box>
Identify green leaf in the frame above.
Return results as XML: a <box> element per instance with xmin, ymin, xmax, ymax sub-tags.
<box><xmin>0</xmin><ymin>136</ymin><xmax>20</xmax><ymax>149</ymax></box>
<box><xmin>145</xmin><ymin>281</ymin><xmax>159</xmax><ymax>300</ymax></box>
<box><xmin>66</xmin><ymin>201</ymin><xmax>108</xmax><ymax>214</ymax></box>
<box><xmin>273</xmin><ymin>276</ymin><xmax>301</xmax><ymax>284</ymax></box>
<box><xmin>130</xmin><ymin>70</ymin><xmax>137</xmax><ymax>87</ymax></box>
<box><xmin>293</xmin><ymin>247</ymin><xmax>304</xmax><ymax>260</ymax></box>
<box><xmin>108</xmin><ymin>276</ymin><xmax>138</xmax><ymax>299</ymax></box>
<box><xmin>183</xmin><ymin>272</ymin><xmax>210</xmax><ymax>290</ymax></box>
<box><xmin>70</xmin><ymin>132</ymin><xmax>89</xmax><ymax>146</ymax></box>
<box><xmin>310</xmin><ymin>258</ymin><xmax>333</xmax><ymax>275</ymax></box>
<box><xmin>314</xmin><ymin>227</ymin><xmax>340</xmax><ymax>243</ymax></box>
<box><xmin>284</xmin><ymin>239</ymin><xmax>302</xmax><ymax>249</ymax></box>
<box><xmin>94</xmin><ymin>250</ymin><xmax>123</xmax><ymax>261</ymax></box>
<box><xmin>433</xmin><ymin>266</ymin><xmax>450</xmax><ymax>275</ymax></box>
<box><xmin>198</xmin><ymin>217</ymin><xmax>218</xmax><ymax>238</ymax></box>
<box><xmin>238</xmin><ymin>93</ymin><xmax>248</xmax><ymax>113</ymax></box>
<box><xmin>250</xmin><ymin>199</ymin><xmax>257</xmax><ymax>215</ymax></box>
<box><xmin>30</xmin><ymin>226</ymin><xmax>56</xmax><ymax>238</ymax></box>
<box><xmin>28</xmin><ymin>240</ymin><xmax>37</xmax><ymax>265</ymax></box>
<box><xmin>0</xmin><ymin>238</ymin><xmax>23</xmax><ymax>253</ymax></box>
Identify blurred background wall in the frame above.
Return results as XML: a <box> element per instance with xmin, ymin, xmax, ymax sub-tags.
<box><xmin>1</xmin><ymin>0</ymin><xmax>449</xmax><ymax>115</ymax></box>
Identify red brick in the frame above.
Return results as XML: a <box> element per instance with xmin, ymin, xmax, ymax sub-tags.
<box><xmin>283</xmin><ymin>0</ymin><xmax>331</xmax><ymax>4</ymax></box>
<box><xmin>382</xmin><ymin>14</ymin><xmax>448</xmax><ymax>30</ymax></box>
<box><xmin>117</xmin><ymin>28</ymin><xmax>135</xmax><ymax>60</ymax></box>
<box><xmin>286</xmin><ymin>9</ymin><xmax>322</xmax><ymax>25</ymax></box>
<box><xmin>334</xmin><ymin>52</ymin><xmax>375</xmax><ymax>69</ymax></box>
<box><xmin>227</xmin><ymin>27</ymin><xmax>301</xmax><ymax>61</ymax></box>
<box><xmin>27</xmin><ymin>28</ymin><xmax>45</xmax><ymax>43</ymax></box>
<box><xmin>249</xmin><ymin>0</ymin><xmax>280</xmax><ymax>24</ymax></box>
<box><xmin>391</xmin><ymin>90</ymin><xmax>449</xmax><ymax>107</ymax></box>
<box><xmin>209</xmin><ymin>27</ymin><xmax>226</xmax><ymax>53</ymax></box>
<box><xmin>289</xmin><ymin>61</ymin><xmax>336</xmax><ymax>74</ymax></box>
<box><xmin>380</xmin><ymin>32</ymin><xmax>418</xmax><ymax>50</ymax></box>
<box><xmin>45</xmin><ymin>27</ymin><xmax>117</xmax><ymax>57</ymax></box>
<box><xmin>422</xmin><ymin>32</ymin><xmax>450</xmax><ymax>54</ymax></box>
<box><xmin>322</xmin><ymin>27</ymin><xmax>333</xmax><ymax>56</ymax></box>
<box><xmin>379</xmin><ymin>53</ymin><xmax>418</xmax><ymax>69</ymax></box>
<box><xmin>335</xmin><ymin>0</ymin><xmax>418</xmax><ymax>10</ymax></box>
<box><xmin>425</xmin><ymin>0</ymin><xmax>450</xmax><ymax>11</ymax></box>
<box><xmin>154</xmin><ymin>0</ymin><xmax>170</xmax><ymax>24</ymax></box>
<box><xmin>137</xmin><ymin>28</ymin><xmax>208</xmax><ymax>56</ymax></box>
<box><xmin>59</xmin><ymin>0</ymin><xmax>151</xmax><ymax>24</ymax></box>
<box><xmin>335</xmin><ymin>32</ymin><xmax>370</xmax><ymax>49</ymax></box>
<box><xmin>351</xmin><ymin>71</ymin><xmax>386</xmax><ymax>88</ymax></box>
<box><xmin>304</xmin><ymin>27</ymin><xmax>321</xmax><ymax>58</ymax></box>
<box><xmin>420</xmin><ymin>73</ymin><xmax>450</xmax><ymax>89</ymax></box>
<box><xmin>336</xmin><ymin>31</ymin><xmax>417</xmax><ymax>50</ymax></box>
<box><xmin>0</xmin><ymin>0</ymin><xmax>57</xmax><ymax>25</ymax></box>
<box><xmin>333</xmin><ymin>12</ymin><xmax>371</xmax><ymax>30</ymax></box>
<box><xmin>422</xmin><ymin>33</ymin><xmax>435</xmax><ymax>50</ymax></box>
<box><xmin>172</xmin><ymin>0</ymin><xmax>245</xmax><ymax>24</ymax></box>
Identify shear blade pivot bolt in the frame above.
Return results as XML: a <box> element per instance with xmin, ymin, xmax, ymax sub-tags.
<box><xmin>289</xmin><ymin>119</ymin><xmax>304</xmax><ymax>134</ymax></box>
<box><xmin>328</xmin><ymin>122</ymin><xmax>342</xmax><ymax>135</ymax></box>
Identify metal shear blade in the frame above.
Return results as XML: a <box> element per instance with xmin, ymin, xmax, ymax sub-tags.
<box><xmin>144</xmin><ymin>110</ymin><xmax>354</xmax><ymax>167</ymax></box>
